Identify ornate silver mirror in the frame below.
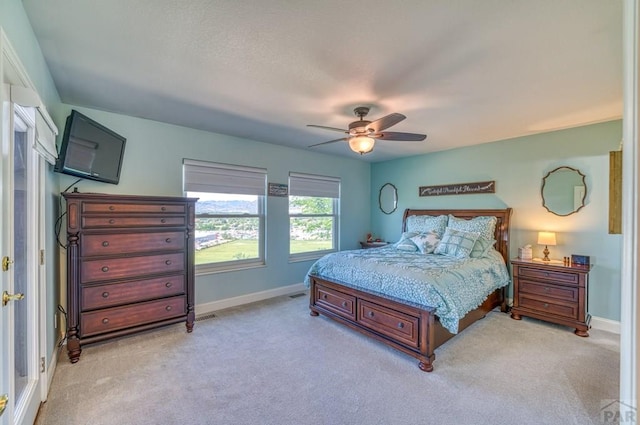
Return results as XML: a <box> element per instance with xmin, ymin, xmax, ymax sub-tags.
<box><xmin>541</xmin><ymin>166</ymin><xmax>587</xmax><ymax>216</ymax></box>
<box><xmin>379</xmin><ymin>183</ymin><xmax>398</xmax><ymax>215</ymax></box>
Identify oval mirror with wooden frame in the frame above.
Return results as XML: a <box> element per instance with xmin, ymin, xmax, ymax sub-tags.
<box><xmin>541</xmin><ymin>166</ymin><xmax>587</xmax><ymax>216</ymax></box>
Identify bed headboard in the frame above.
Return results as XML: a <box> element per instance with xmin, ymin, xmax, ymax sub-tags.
<box><xmin>402</xmin><ymin>208</ymin><xmax>513</xmax><ymax>263</ymax></box>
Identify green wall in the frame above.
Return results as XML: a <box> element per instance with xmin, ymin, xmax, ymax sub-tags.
<box><xmin>371</xmin><ymin>120</ymin><xmax>622</xmax><ymax>321</ymax></box>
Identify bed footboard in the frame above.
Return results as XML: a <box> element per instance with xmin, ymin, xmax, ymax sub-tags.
<box><xmin>309</xmin><ymin>275</ymin><xmax>503</xmax><ymax>372</ymax></box>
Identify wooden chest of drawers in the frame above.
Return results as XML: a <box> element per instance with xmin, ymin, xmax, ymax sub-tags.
<box><xmin>63</xmin><ymin>192</ymin><xmax>197</xmax><ymax>362</ymax></box>
<box><xmin>510</xmin><ymin>259</ymin><xmax>592</xmax><ymax>336</ymax></box>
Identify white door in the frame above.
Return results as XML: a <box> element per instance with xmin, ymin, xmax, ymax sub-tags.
<box><xmin>0</xmin><ymin>97</ymin><xmax>43</xmax><ymax>424</ymax></box>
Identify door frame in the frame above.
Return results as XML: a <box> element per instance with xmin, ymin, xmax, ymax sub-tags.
<box><xmin>0</xmin><ymin>28</ymin><xmax>50</xmax><ymax>424</ymax></box>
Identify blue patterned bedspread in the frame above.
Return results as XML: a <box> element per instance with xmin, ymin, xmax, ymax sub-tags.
<box><xmin>304</xmin><ymin>246</ymin><xmax>510</xmax><ymax>334</ymax></box>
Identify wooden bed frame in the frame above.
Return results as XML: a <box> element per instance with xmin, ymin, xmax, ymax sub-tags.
<box><xmin>308</xmin><ymin>208</ymin><xmax>512</xmax><ymax>372</ymax></box>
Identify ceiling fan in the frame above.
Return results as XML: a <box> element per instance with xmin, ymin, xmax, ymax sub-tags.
<box><xmin>307</xmin><ymin>106</ymin><xmax>427</xmax><ymax>155</ymax></box>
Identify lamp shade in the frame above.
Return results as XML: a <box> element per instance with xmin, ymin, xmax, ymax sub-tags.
<box><xmin>537</xmin><ymin>231</ymin><xmax>557</xmax><ymax>246</ymax></box>
<box><xmin>348</xmin><ymin>136</ymin><xmax>375</xmax><ymax>154</ymax></box>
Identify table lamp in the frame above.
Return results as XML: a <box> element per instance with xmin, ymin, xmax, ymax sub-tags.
<box><xmin>537</xmin><ymin>231</ymin><xmax>556</xmax><ymax>261</ymax></box>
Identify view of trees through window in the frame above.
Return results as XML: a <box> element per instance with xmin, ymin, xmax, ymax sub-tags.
<box><xmin>289</xmin><ymin>195</ymin><xmax>335</xmax><ymax>254</ymax></box>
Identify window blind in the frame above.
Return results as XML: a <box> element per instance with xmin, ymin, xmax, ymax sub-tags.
<box><xmin>289</xmin><ymin>172</ymin><xmax>340</xmax><ymax>198</ymax></box>
<box><xmin>183</xmin><ymin>159</ymin><xmax>266</xmax><ymax>195</ymax></box>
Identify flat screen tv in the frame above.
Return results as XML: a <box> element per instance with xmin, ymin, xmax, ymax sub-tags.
<box><xmin>54</xmin><ymin>110</ymin><xmax>126</xmax><ymax>185</ymax></box>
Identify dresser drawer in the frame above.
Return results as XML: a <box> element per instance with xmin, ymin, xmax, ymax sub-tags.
<box><xmin>518</xmin><ymin>294</ymin><xmax>578</xmax><ymax>319</ymax></box>
<box><xmin>518</xmin><ymin>267</ymin><xmax>579</xmax><ymax>285</ymax></box>
<box><xmin>81</xmin><ymin>252</ymin><xmax>185</xmax><ymax>283</ymax></box>
<box><xmin>81</xmin><ymin>231</ymin><xmax>185</xmax><ymax>256</ymax></box>
<box><xmin>519</xmin><ymin>280</ymin><xmax>578</xmax><ymax>303</ymax></box>
<box><xmin>80</xmin><ymin>296</ymin><xmax>186</xmax><ymax>337</ymax></box>
<box><xmin>358</xmin><ymin>300</ymin><xmax>419</xmax><ymax>348</ymax></box>
<box><xmin>82</xmin><ymin>202</ymin><xmax>186</xmax><ymax>214</ymax></box>
<box><xmin>81</xmin><ymin>274</ymin><xmax>186</xmax><ymax>310</ymax></box>
<box><xmin>315</xmin><ymin>284</ymin><xmax>356</xmax><ymax>320</ymax></box>
<box><xmin>82</xmin><ymin>216</ymin><xmax>186</xmax><ymax>229</ymax></box>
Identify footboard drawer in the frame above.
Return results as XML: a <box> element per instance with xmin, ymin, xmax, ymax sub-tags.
<box><xmin>314</xmin><ymin>284</ymin><xmax>356</xmax><ymax>321</ymax></box>
<box><xmin>358</xmin><ymin>300</ymin><xmax>420</xmax><ymax>348</ymax></box>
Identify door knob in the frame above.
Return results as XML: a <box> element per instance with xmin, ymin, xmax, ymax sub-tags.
<box><xmin>2</xmin><ymin>256</ymin><xmax>13</xmax><ymax>271</ymax></box>
<box><xmin>2</xmin><ymin>291</ymin><xmax>24</xmax><ymax>306</ymax></box>
<box><xmin>0</xmin><ymin>393</ymin><xmax>7</xmax><ymax>417</ymax></box>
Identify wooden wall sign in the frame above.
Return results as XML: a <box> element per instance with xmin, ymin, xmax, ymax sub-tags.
<box><xmin>419</xmin><ymin>180</ymin><xmax>495</xmax><ymax>197</ymax></box>
<box><xmin>268</xmin><ymin>183</ymin><xmax>288</xmax><ymax>197</ymax></box>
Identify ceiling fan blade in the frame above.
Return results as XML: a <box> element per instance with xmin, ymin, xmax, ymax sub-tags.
<box><xmin>308</xmin><ymin>137</ymin><xmax>347</xmax><ymax>148</ymax></box>
<box><xmin>374</xmin><ymin>132</ymin><xmax>427</xmax><ymax>141</ymax></box>
<box><xmin>307</xmin><ymin>124</ymin><xmax>348</xmax><ymax>133</ymax></box>
<box><xmin>366</xmin><ymin>113</ymin><xmax>406</xmax><ymax>132</ymax></box>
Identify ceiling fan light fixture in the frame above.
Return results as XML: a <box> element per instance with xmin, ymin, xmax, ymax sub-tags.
<box><xmin>349</xmin><ymin>136</ymin><xmax>375</xmax><ymax>155</ymax></box>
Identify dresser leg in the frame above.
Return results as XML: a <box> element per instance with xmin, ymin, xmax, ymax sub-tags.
<box><xmin>574</xmin><ymin>329</ymin><xmax>589</xmax><ymax>337</ymax></box>
<box><xmin>67</xmin><ymin>337</ymin><xmax>82</xmax><ymax>363</ymax></box>
<box><xmin>309</xmin><ymin>310</ymin><xmax>319</xmax><ymax>317</ymax></box>
<box><xmin>510</xmin><ymin>312</ymin><xmax>522</xmax><ymax>320</ymax></box>
<box><xmin>419</xmin><ymin>361</ymin><xmax>433</xmax><ymax>372</ymax></box>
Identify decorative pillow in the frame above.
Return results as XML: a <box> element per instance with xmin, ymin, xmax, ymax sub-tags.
<box><xmin>470</xmin><ymin>237</ymin><xmax>496</xmax><ymax>258</ymax></box>
<box><xmin>395</xmin><ymin>231</ymin><xmax>419</xmax><ymax>252</ymax></box>
<box><xmin>409</xmin><ymin>231</ymin><xmax>441</xmax><ymax>254</ymax></box>
<box><xmin>434</xmin><ymin>227</ymin><xmax>480</xmax><ymax>259</ymax></box>
<box><xmin>405</xmin><ymin>215</ymin><xmax>448</xmax><ymax>238</ymax></box>
<box><xmin>447</xmin><ymin>215</ymin><xmax>497</xmax><ymax>241</ymax></box>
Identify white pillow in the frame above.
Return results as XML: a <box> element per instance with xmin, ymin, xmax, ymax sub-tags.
<box><xmin>409</xmin><ymin>231</ymin><xmax>441</xmax><ymax>254</ymax></box>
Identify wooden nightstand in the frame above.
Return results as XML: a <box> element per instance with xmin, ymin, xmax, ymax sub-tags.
<box><xmin>359</xmin><ymin>241</ymin><xmax>389</xmax><ymax>249</ymax></box>
<box><xmin>510</xmin><ymin>259</ymin><xmax>592</xmax><ymax>337</ymax></box>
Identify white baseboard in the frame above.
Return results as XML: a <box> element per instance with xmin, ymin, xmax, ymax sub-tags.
<box><xmin>195</xmin><ymin>282</ymin><xmax>307</xmax><ymax>317</ymax></box>
<box><xmin>590</xmin><ymin>316</ymin><xmax>620</xmax><ymax>334</ymax></box>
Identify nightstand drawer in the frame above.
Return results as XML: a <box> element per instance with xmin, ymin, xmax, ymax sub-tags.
<box><xmin>519</xmin><ymin>280</ymin><xmax>578</xmax><ymax>302</ymax></box>
<box><xmin>519</xmin><ymin>295</ymin><xmax>578</xmax><ymax>319</ymax></box>
<box><xmin>519</xmin><ymin>267</ymin><xmax>580</xmax><ymax>285</ymax></box>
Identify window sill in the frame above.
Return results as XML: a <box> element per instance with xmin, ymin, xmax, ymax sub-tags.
<box><xmin>288</xmin><ymin>250</ymin><xmax>334</xmax><ymax>263</ymax></box>
<box><xmin>195</xmin><ymin>260</ymin><xmax>266</xmax><ymax>276</ymax></box>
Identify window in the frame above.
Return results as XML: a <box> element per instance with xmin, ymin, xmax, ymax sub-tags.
<box><xmin>289</xmin><ymin>172</ymin><xmax>340</xmax><ymax>259</ymax></box>
<box><xmin>183</xmin><ymin>159</ymin><xmax>266</xmax><ymax>272</ymax></box>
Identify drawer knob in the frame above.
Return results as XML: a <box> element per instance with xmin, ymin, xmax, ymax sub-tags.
<box><xmin>102</xmin><ymin>318</ymin><xmax>109</xmax><ymax>324</ymax></box>
<box><xmin>161</xmin><ymin>206</ymin><xmax>167</xmax><ymax>211</ymax></box>
<box><xmin>398</xmin><ymin>322</ymin><xmax>405</xmax><ymax>329</ymax></box>
<box><xmin>102</xmin><ymin>241</ymin><xmax>109</xmax><ymax>247</ymax></box>
<box><xmin>165</xmin><ymin>282</ymin><xmax>173</xmax><ymax>288</ymax></box>
<box><xmin>165</xmin><ymin>305</ymin><xmax>172</xmax><ymax>311</ymax></box>
<box><xmin>544</xmin><ymin>287</ymin><xmax>550</xmax><ymax>292</ymax></box>
<box><xmin>109</xmin><ymin>205</ymin><xmax>115</xmax><ymax>211</ymax></box>
<box><xmin>544</xmin><ymin>272</ymin><xmax>549</xmax><ymax>277</ymax></box>
<box><xmin>544</xmin><ymin>303</ymin><xmax>549</xmax><ymax>308</ymax></box>
<box><xmin>368</xmin><ymin>311</ymin><xmax>374</xmax><ymax>318</ymax></box>
<box><xmin>341</xmin><ymin>301</ymin><xmax>348</xmax><ymax>308</ymax></box>
<box><xmin>108</xmin><ymin>219</ymin><xmax>115</xmax><ymax>224</ymax></box>
<box><xmin>165</xmin><ymin>238</ymin><xmax>172</xmax><ymax>243</ymax></box>
<box><xmin>322</xmin><ymin>294</ymin><xmax>328</xmax><ymax>299</ymax></box>
<box><xmin>101</xmin><ymin>266</ymin><xmax>109</xmax><ymax>272</ymax></box>
<box><xmin>161</xmin><ymin>219</ymin><xmax>166</xmax><ymax>224</ymax></box>
<box><xmin>102</xmin><ymin>292</ymin><xmax>109</xmax><ymax>298</ymax></box>
<box><xmin>165</xmin><ymin>260</ymin><xmax>172</xmax><ymax>266</ymax></box>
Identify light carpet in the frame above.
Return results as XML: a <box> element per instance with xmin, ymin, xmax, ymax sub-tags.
<box><xmin>35</xmin><ymin>293</ymin><xmax>620</xmax><ymax>425</ymax></box>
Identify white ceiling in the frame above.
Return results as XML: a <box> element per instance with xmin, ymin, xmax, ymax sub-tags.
<box><xmin>23</xmin><ymin>0</ymin><xmax>623</xmax><ymax>162</ymax></box>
